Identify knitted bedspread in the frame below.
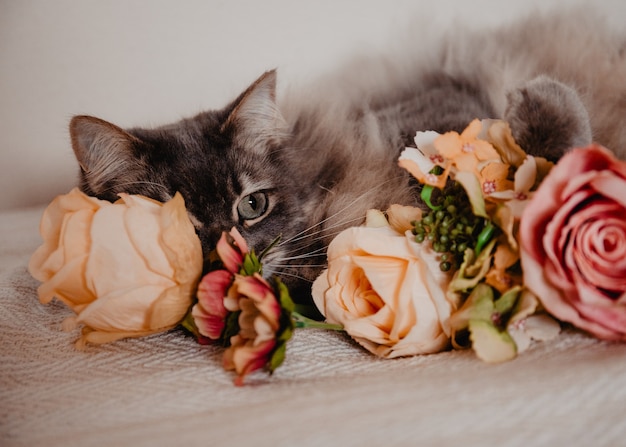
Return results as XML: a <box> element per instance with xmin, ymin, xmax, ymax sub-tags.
<box><xmin>2</xmin><ymin>206</ymin><xmax>625</xmax><ymax>447</ymax></box>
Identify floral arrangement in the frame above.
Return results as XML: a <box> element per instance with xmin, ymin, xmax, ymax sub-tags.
<box><xmin>29</xmin><ymin>119</ymin><xmax>626</xmax><ymax>385</ymax></box>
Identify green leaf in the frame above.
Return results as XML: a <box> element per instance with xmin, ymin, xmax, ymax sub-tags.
<box><xmin>241</xmin><ymin>252</ymin><xmax>262</xmax><ymax>276</ymax></box>
<box><xmin>469</xmin><ymin>319</ymin><xmax>517</xmax><ymax>363</ymax></box>
<box><xmin>221</xmin><ymin>310</ymin><xmax>241</xmax><ymax>347</ymax></box>
<box><xmin>470</xmin><ymin>284</ymin><xmax>496</xmax><ymax>320</ymax></box>
<box><xmin>275</xmin><ymin>277</ymin><xmax>295</xmax><ymax>314</ymax></box>
<box><xmin>475</xmin><ymin>220</ymin><xmax>498</xmax><ymax>256</ymax></box>
<box><xmin>495</xmin><ymin>286</ymin><xmax>522</xmax><ymax>316</ymax></box>
<box><xmin>449</xmin><ymin>283</ymin><xmax>494</xmax><ymax>332</ymax></box>
<box><xmin>448</xmin><ymin>240</ymin><xmax>495</xmax><ymax>293</ymax></box>
<box><xmin>268</xmin><ymin>342</ymin><xmax>287</xmax><ymax>373</ymax></box>
<box><xmin>180</xmin><ymin>310</ymin><xmax>200</xmax><ymax>337</ymax></box>
<box><xmin>278</xmin><ymin>325</ymin><xmax>293</xmax><ymax>343</ymax></box>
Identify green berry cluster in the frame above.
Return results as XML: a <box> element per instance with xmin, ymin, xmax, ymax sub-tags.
<box><xmin>413</xmin><ymin>182</ymin><xmax>491</xmax><ymax>272</ymax></box>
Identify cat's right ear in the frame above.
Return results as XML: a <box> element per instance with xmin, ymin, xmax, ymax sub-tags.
<box><xmin>70</xmin><ymin>115</ymin><xmax>142</xmax><ymax>196</ymax></box>
<box><xmin>222</xmin><ymin>70</ymin><xmax>289</xmax><ymax>152</ymax></box>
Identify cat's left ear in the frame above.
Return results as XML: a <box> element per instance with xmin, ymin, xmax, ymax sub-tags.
<box><xmin>222</xmin><ymin>70</ymin><xmax>288</xmax><ymax>151</ymax></box>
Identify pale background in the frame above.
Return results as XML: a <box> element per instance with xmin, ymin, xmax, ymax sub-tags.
<box><xmin>1</xmin><ymin>0</ymin><xmax>624</xmax><ymax>211</ymax></box>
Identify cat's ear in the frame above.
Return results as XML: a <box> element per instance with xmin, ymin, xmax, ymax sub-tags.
<box><xmin>70</xmin><ymin>115</ymin><xmax>143</xmax><ymax>196</ymax></box>
<box><xmin>222</xmin><ymin>70</ymin><xmax>288</xmax><ymax>151</ymax></box>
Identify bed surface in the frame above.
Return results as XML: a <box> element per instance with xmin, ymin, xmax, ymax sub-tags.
<box><xmin>2</xmin><ymin>206</ymin><xmax>626</xmax><ymax>446</ymax></box>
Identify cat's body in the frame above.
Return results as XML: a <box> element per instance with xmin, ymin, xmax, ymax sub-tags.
<box><xmin>70</xmin><ymin>9</ymin><xmax>626</xmax><ymax>301</ymax></box>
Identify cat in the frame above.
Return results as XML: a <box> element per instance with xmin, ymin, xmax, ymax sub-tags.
<box><xmin>68</xmin><ymin>9</ymin><xmax>626</xmax><ymax>303</ymax></box>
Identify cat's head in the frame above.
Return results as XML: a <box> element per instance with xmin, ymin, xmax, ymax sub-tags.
<box><xmin>70</xmin><ymin>71</ymin><xmax>322</xmax><ymax>300</ymax></box>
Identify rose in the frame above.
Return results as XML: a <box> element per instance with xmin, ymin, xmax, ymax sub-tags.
<box><xmin>28</xmin><ymin>188</ymin><xmax>203</xmax><ymax>346</ymax></box>
<box><xmin>312</xmin><ymin>224</ymin><xmax>453</xmax><ymax>358</ymax></box>
<box><xmin>222</xmin><ymin>273</ymin><xmax>289</xmax><ymax>385</ymax></box>
<box><xmin>520</xmin><ymin>145</ymin><xmax>626</xmax><ymax>340</ymax></box>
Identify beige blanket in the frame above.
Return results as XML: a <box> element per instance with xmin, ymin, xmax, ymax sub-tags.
<box><xmin>2</xmin><ymin>206</ymin><xmax>625</xmax><ymax>447</ymax></box>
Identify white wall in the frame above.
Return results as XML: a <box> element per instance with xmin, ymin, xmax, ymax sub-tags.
<box><xmin>1</xmin><ymin>0</ymin><xmax>624</xmax><ymax>210</ymax></box>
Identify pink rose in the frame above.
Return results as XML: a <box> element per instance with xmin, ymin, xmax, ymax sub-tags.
<box><xmin>312</xmin><ymin>225</ymin><xmax>452</xmax><ymax>358</ymax></box>
<box><xmin>222</xmin><ymin>273</ymin><xmax>285</xmax><ymax>386</ymax></box>
<box><xmin>28</xmin><ymin>188</ymin><xmax>203</xmax><ymax>346</ymax></box>
<box><xmin>520</xmin><ymin>145</ymin><xmax>626</xmax><ymax>340</ymax></box>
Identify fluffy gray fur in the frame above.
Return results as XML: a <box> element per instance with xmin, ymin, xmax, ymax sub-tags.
<box><xmin>70</xmin><ymin>9</ymin><xmax>626</xmax><ymax>302</ymax></box>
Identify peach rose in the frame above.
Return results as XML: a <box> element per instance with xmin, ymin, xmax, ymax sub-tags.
<box><xmin>520</xmin><ymin>145</ymin><xmax>626</xmax><ymax>340</ymax></box>
<box><xmin>312</xmin><ymin>225</ymin><xmax>453</xmax><ymax>358</ymax></box>
<box><xmin>28</xmin><ymin>188</ymin><xmax>203</xmax><ymax>346</ymax></box>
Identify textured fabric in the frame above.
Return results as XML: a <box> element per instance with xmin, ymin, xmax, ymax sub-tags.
<box><xmin>2</xmin><ymin>207</ymin><xmax>626</xmax><ymax>447</ymax></box>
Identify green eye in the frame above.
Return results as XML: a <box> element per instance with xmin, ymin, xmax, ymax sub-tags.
<box><xmin>237</xmin><ymin>191</ymin><xmax>269</xmax><ymax>221</ymax></box>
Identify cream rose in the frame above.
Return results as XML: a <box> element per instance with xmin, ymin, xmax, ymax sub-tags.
<box><xmin>28</xmin><ymin>188</ymin><xmax>203</xmax><ymax>346</ymax></box>
<box><xmin>312</xmin><ymin>224</ymin><xmax>452</xmax><ymax>358</ymax></box>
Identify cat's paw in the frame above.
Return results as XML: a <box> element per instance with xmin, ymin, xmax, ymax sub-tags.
<box><xmin>504</xmin><ymin>76</ymin><xmax>592</xmax><ymax>161</ymax></box>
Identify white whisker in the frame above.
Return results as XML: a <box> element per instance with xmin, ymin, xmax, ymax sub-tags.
<box><xmin>270</xmin><ymin>264</ymin><xmax>328</xmax><ymax>269</ymax></box>
<box><xmin>278</xmin><ymin>176</ymin><xmax>403</xmax><ymax>248</ymax></box>
<box><xmin>277</xmin><ymin>249</ymin><xmax>328</xmax><ymax>261</ymax></box>
<box><xmin>283</xmin><ymin>214</ymin><xmax>364</xmax><ymax>247</ymax></box>
<box><xmin>276</xmin><ymin>220</ymin><xmax>364</xmax><ymax>260</ymax></box>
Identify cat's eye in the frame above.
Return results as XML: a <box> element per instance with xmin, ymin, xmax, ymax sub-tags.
<box><xmin>237</xmin><ymin>191</ymin><xmax>269</xmax><ymax>221</ymax></box>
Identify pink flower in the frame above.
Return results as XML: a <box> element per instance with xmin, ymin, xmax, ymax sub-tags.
<box><xmin>188</xmin><ymin>227</ymin><xmax>293</xmax><ymax>384</ymax></box>
<box><xmin>520</xmin><ymin>145</ymin><xmax>626</xmax><ymax>340</ymax></box>
<box><xmin>191</xmin><ymin>270</ymin><xmax>231</xmax><ymax>341</ymax></box>
<box><xmin>222</xmin><ymin>273</ymin><xmax>285</xmax><ymax>386</ymax></box>
<box><xmin>190</xmin><ymin>227</ymin><xmax>250</xmax><ymax>342</ymax></box>
<box><xmin>217</xmin><ymin>227</ymin><xmax>249</xmax><ymax>274</ymax></box>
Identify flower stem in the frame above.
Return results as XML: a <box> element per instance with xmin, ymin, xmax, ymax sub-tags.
<box><xmin>421</xmin><ymin>185</ymin><xmax>443</xmax><ymax>211</ymax></box>
<box><xmin>292</xmin><ymin>312</ymin><xmax>344</xmax><ymax>331</ymax></box>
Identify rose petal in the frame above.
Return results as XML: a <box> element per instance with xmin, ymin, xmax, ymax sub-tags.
<box><xmin>87</xmin><ymin>206</ymin><xmax>174</xmax><ymax>297</ymax></box>
<box><xmin>76</xmin><ymin>284</ymin><xmax>166</xmax><ymax>331</ymax></box>
<box><xmin>158</xmin><ymin>192</ymin><xmax>203</xmax><ymax>285</ymax></box>
<box><xmin>386</xmin><ymin>204</ymin><xmax>423</xmax><ymax>234</ymax></box>
<box><xmin>572</xmin><ymin>217</ymin><xmax>626</xmax><ymax>291</ymax></box>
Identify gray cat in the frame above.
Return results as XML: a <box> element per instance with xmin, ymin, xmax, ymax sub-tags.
<box><xmin>69</xmin><ymin>9</ymin><xmax>626</xmax><ymax>302</ymax></box>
